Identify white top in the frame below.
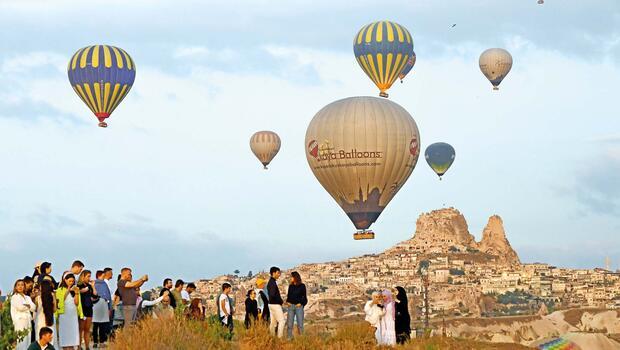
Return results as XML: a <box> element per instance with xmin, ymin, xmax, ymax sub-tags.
<box><xmin>364</xmin><ymin>300</ymin><xmax>385</xmax><ymax>327</ymax></box>
<box><xmin>219</xmin><ymin>294</ymin><xmax>230</xmax><ymax>317</ymax></box>
<box><xmin>181</xmin><ymin>290</ymin><xmax>190</xmax><ymax>301</ymax></box>
<box><xmin>141</xmin><ymin>296</ymin><xmax>164</xmax><ymax>308</ymax></box>
<box><xmin>10</xmin><ymin>293</ymin><xmax>36</xmax><ymax>324</ymax></box>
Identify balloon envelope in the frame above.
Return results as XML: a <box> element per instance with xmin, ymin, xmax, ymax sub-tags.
<box><xmin>250</xmin><ymin>131</ymin><xmax>281</xmax><ymax>169</ymax></box>
<box><xmin>399</xmin><ymin>51</ymin><xmax>416</xmax><ymax>82</ymax></box>
<box><xmin>67</xmin><ymin>45</ymin><xmax>136</xmax><ymax>127</ymax></box>
<box><xmin>425</xmin><ymin>142</ymin><xmax>456</xmax><ymax>178</ymax></box>
<box><xmin>353</xmin><ymin>21</ymin><xmax>414</xmax><ymax>98</ymax></box>
<box><xmin>479</xmin><ymin>48</ymin><xmax>512</xmax><ymax>90</ymax></box>
<box><xmin>305</xmin><ymin>96</ymin><xmax>420</xmax><ymax>238</ymax></box>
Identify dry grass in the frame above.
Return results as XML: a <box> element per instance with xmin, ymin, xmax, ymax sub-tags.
<box><xmin>109</xmin><ymin>316</ymin><xmax>534</xmax><ymax>349</ymax></box>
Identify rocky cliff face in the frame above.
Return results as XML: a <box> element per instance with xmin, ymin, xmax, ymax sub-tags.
<box><xmin>478</xmin><ymin>215</ymin><xmax>520</xmax><ymax>265</ymax></box>
<box><xmin>408</xmin><ymin>208</ymin><xmax>478</xmax><ymax>253</ymax></box>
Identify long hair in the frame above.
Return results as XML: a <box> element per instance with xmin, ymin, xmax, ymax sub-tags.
<box><xmin>39</xmin><ymin>262</ymin><xmax>51</xmax><ymax>277</ymax></box>
<box><xmin>59</xmin><ymin>273</ymin><xmax>76</xmax><ymax>294</ymax></box>
<box><xmin>12</xmin><ymin>279</ymin><xmax>24</xmax><ymax>295</ymax></box>
<box><xmin>291</xmin><ymin>271</ymin><xmax>302</xmax><ymax>286</ymax></box>
<box><xmin>40</xmin><ymin>280</ymin><xmax>55</xmax><ymax>326</ymax></box>
<box><xmin>78</xmin><ymin>270</ymin><xmax>91</xmax><ymax>285</ymax></box>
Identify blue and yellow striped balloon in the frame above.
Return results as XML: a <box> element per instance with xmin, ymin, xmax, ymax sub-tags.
<box><xmin>353</xmin><ymin>21</ymin><xmax>414</xmax><ymax>98</ymax></box>
<box><xmin>399</xmin><ymin>50</ymin><xmax>416</xmax><ymax>82</ymax></box>
<box><xmin>67</xmin><ymin>45</ymin><xmax>136</xmax><ymax>128</ymax></box>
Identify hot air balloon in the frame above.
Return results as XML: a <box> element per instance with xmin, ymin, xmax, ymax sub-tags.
<box><xmin>250</xmin><ymin>131</ymin><xmax>281</xmax><ymax>169</ymax></box>
<box><xmin>425</xmin><ymin>142</ymin><xmax>456</xmax><ymax>180</ymax></box>
<box><xmin>538</xmin><ymin>0</ymin><xmax>544</xmax><ymax>4</ymax></box>
<box><xmin>353</xmin><ymin>21</ymin><xmax>414</xmax><ymax>98</ymax></box>
<box><xmin>479</xmin><ymin>48</ymin><xmax>512</xmax><ymax>90</ymax></box>
<box><xmin>68</xmin><ymin>45</ymin><xmax>136</xmax><ymax>128</ymax></box>
<box><xmin>305</xmin><ymin>96</ymin><xmax>420</xmax><ymax>240</ymax></box>
<box><xmin>399</xmin><ymin>51</ymin><xmax>416</xmax><ymax>83</ymax></box>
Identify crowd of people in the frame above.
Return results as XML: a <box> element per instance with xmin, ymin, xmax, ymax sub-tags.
<box><xmin>364</xmin><ymin>286</ymin><xmax>411</xmax><ymax>346</ymax></box>
<box><xmin>3</xmin><ymin>262</ymin><xmax>309</xmax><ymax>350</ymax></box>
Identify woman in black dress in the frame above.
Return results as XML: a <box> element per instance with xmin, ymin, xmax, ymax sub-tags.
<box><xmin>244</xmin><ymin>289</ymin><xmax>259</xmax><ymax>329</ymax></box>
<box><xmin>78</xmin><ymin>270</ymin><xmax>98</xmax><ymax>350</ymax></box>
<box><xmin>394</xmin><ymin>286</ymin><xmax>411</xmax><ymax>344</ymax></box>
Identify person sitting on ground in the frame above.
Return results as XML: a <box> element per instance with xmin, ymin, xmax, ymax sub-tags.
<box><xmin>244</xmin><ymin>290</ymin><xmax>258</xmax><ymax>329</ymax></box>
<box><xmin>137</xmin><ymin>290</ymin><xmax>167</xmax><ymax>320</ymax></box>
<box><xmin>159</xmin><ymin>278</ymin><xmax>177</xmax><ymax>309</ymax></box>
<box><xmin>27</xmin><ymin>326</ymin><xmax>56</xmax><ymax>350</ymax></box>
<box><xmin>364</xmin><ymin>291</ymin><xmax>386</xmax><ymax>343</ymax></box>
<box><xmin>152</xmin><ymin>293</ymin><xmax>174</xmax><ymax>320</ymax></box>
<box><xmin>185</xmin><ymin>298</ymin><xmax>204</xmax><ymax>321</ymax></box>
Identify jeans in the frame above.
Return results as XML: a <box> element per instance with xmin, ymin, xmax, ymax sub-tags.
<box><xmin>268</xmin><ymin>304</ymin><xmax>285</xmax><ymax>338</ymax></box>
<box><xmin>287</xmin><ymin>305</ymin><xmax>304</xmax><ymax>338</ymax></box>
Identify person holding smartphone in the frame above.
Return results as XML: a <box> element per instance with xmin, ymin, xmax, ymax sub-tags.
<box><xmin>56</xmin><ymin>273</ymin><xmax>83</xmax><ymax>350</ymax></box>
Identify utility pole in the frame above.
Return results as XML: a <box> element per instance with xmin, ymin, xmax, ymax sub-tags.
<box><xmin>423</xmin><ymin>273</ymin><xmax>430</xmax><ymax>330</ymax></box>
<box><xmin>441</xmin><ymin>308</ymin><xmax>446</xmax><ymax>336</ymax></box>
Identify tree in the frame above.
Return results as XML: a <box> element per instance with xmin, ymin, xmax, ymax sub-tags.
<box><xmin>0</xmin><ymin>297</ymin><xmax>29</xmax><ymax>349</ymax></box>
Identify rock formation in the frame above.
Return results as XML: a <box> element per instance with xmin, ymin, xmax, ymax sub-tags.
<box><xmin>478</xmin><ymin>215</ymin><xmax>520</xmax><ymax>265</ymax></box>
<box><xmin>408</xmin><ymin>208</ymin><xmax>478</xmax><ymax>253</ymax></box>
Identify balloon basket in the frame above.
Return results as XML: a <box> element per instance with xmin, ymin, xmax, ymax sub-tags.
<box><xmin>379</xmin><ymin>92</ymin><xmax>388</xmax><ymax>98</ymax></box>
<box><xmin>354</xmin><ymin>230</ymin><xmax>375</xmax><ymax>240</ymax></box>
<box><xmin>493</xmin><ymin>86</ymin><xmax>499</xmax><ymax>91</ymax></box>
<box><xmin>98</xmin><ymin>121</ymin><xmax>108</xmax><ymax>128</ymax></box>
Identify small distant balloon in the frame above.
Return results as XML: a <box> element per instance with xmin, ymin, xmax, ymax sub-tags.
<box><xmin>451</xmin><ymin>24</ymin><xmax>457</xmax><ymax>28</ymax></box>
<box><xmin>479</xmin><ymin>48</ymin><xmax>512</xmax><ymax>90</ymax></box>
<box><xmin>353</xmin><ymin>20</ymin><xmax>414</xmax><ymax>98</ymax></box>
<box><xmin>250</xmin><ymin>131</ymin><xmax>281</xmax><ymax>169</ymax></box>
<box><xmin>538</xmin><ymin>0</ymin><xmax>544</xmax><ymax>4</ymax></box>
<box><xmin>67</xmin><ymin>45</ymin><xmax>136</xmax><ymax>128</ymax></box>
<box><xmin>425</xmin><ymin>142</ymin><xmax>456</xmax><ymax>180</ymax></box>
<box><xmin>399</xmin><ymin>51</ymin><xmax>416</xmax><ymax>83</ymax></box>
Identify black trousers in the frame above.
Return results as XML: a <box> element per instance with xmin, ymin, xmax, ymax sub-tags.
<box><xmin>93</xmin><ymin>322</ymin><xmax>110</xmax><ymax>344</ymax></box>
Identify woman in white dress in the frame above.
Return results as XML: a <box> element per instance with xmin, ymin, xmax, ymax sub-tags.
<box><xmin>55</xmin><ymin>273</ymin><xmax>83</xmax><ymax>350</ymax></box>
<box><xmin>379</xmin><ymin>289</ymin><xmax>396</xmax><ymax>346</ymax></box>
<box><xmin>10</xmin><ymin>279</ymin><xmax>36</xmax><ymax>350</ymax></box>
<box><xmin>34</xmin><ymin>280</ymin><xmax>56</xmax><ymax>346</ymax></box>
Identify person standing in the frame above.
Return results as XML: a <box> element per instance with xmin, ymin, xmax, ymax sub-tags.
<box><xmin>185</xmin><ymin>299</ymin><xmax>204</xmax><ymax>321</ymax></box>
<box><xmin>27</xmin><ymin>327</ymin><xmax>56</xmax><ymax>350</ymax></box>
<box><xmin>364</xmin><ymin>292</ymin><xmax>385</xmax><ymax>343</ymax></box>
<box><xmin>285</xmin><ymin>271</ymin><xmax>307</xmax><ymax>338</ymax></box>
<box><xmin>379</xmin><ymin>289</ymin><xmax>396</xmax><ymax>346</ymax></box>
<box><xmin>394</xmin><ymin>286</ymin><xmax>411</xmax><ymax>344</ymax></box>
<box><xmin>93</xmin><ymin>271</ymin><xmax>111</xmax><ymax>347</ymax></box>
<box><xmin>117</xmin><ymin>268</ymin><xmax>148</xmax><ymax>326</ymax></box>
<box><xmin>34</xmin><ymin>280</ymin><xmax>56</xmax><ymax>347</ymax></box>
<box><xmin>36</xmin><ymin>263</ymin><xmax>57</xmax><ymax>290</ymax></box>
<box><xmin>267</xmin><ymin>267</ymin><xmax>285</xmax><ymax>338</ymax></box>
<box><xmin>172</xmin><ymin>280</ymin><xmax>185</xmax><ymax>310</ymax></box>
<box><xmin>181</xmin><ymin>283</ymin><xmax>196</xmax><ymax>305</ymax></box>
<box><xmin>255</xmin><ymin>278</ymin><xmax>270</xmax><ymax>323</ymax></box>
<box><xmin>22</xmin><ymin>276</ymin><xmax>36</xmax><ymax>343</ymax></box>
<box><xmin>70</xmin><ymin>261</ymin><xmax>84</xmax><ymax>277</ymax></box>
<box><xmin>159</xmin><ymin>279</ymin><xmax>176</xmax><ymax>309</ymax></box>
<box><xmin>10</xmin><ymin>279</ymin><xmax>37</xmax><ymax>350</ymax></box>
<box><xmin>102</xmin><ymin>268</ymin><xmax>114</xmax><ymax>337</ymax></box>
<box><xmin>77</xmin><ymin>271</ymin><xmax>97</xmax><ymax>350</ymax></box>
<box><xmin>244</xmin><ymin>290</ymin><xmax>258</xmax><ymax>329</ymax></box>
<box><xmin>55</xmin><ymin>273</ymin><xmax>82</xmax><ymax>350</ymax></box>
<box><xmin>218</xmin><ymin>283</ymin><xmax>234</xmax><ymax>333</ymax></box>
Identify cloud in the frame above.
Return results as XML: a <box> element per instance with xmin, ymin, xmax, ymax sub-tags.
<box><xmin>173</xmin><ymin>46</ymin><xmax>210</xmax><ymax>59</ymax></box>
<box><xmin>1</xmin><ymin>51</ymin><xmax>65</xmax><ymax>74</ymax></box>
<box><xmin>571</xmin><ymin>153</ymin><xmax>620</xmax><ymax>215</ymax></box>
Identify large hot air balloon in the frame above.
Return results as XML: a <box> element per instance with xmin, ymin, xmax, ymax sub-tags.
<box><xmin>353</xmin><ymin>21</ymin><xmax>414</xmax><ymax>98</ymax></box>
<box><xmin>250</xmin><ymin>131</ymin><xmax>281</xmax><ymax>169</ymax></box>
<box><xmin>479</xmin><ymin>48</ymin><xmax>512</xmax><ymax>90</ymax></box>
<box><xmin>425</xmin><ymin>142</ymin><xmax>456</xmax><ymax>180</ymax></box>
<box><xmin>305</xmin><ymin>96</ymin><xmax>420</xmax><ymax>240</ymax></box>
<box><xmin>68</xmin><ymin>45</ymin><xmax>136</xmax><ymax>128</ymax></box>
<box><xmin>399</xmin><ymin>51</ymin><xmax>416</xmax><ymax>83</ymax></box>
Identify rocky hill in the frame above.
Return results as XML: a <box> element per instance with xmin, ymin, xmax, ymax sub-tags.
<box><xmin>392</xmin><ymin>208</ymin><xmax>520</xmax><ymax>266</ymax></box>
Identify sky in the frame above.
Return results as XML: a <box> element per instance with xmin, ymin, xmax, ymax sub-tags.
<box><xmin>0</xmin><ymin>0</ymin><xmax>618</xmax><ymax>292</ymax></box>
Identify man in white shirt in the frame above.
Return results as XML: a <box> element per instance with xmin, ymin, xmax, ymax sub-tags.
<box><xmin>181</xmin><ymin>283</ymin><xmax>196</xmax><ymax>305</ymax></box>
<box><xmin>218</xmin><ymin>283</ymin><xmax>234</xmax><ymax>333</ymax></box>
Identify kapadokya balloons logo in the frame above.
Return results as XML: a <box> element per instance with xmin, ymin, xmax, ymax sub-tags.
<box><xmin>308</xmin><ymin>140</ymin><xmax>319</xmax><ymax>159</ymax></box>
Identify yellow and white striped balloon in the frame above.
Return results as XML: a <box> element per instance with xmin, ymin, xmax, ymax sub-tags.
<box><xmin>250</xmin><ymin>131</ymin><xmax>281</xmax><ymax>169</ymax></box>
